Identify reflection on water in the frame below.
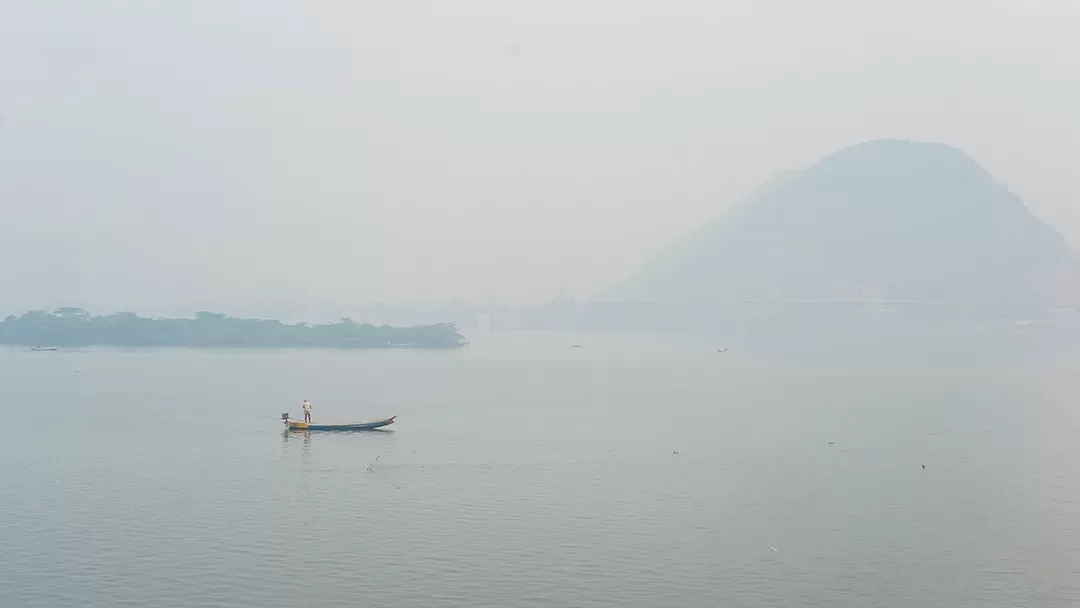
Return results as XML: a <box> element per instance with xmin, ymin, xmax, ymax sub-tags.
<box><xmin>281</xmin><ymin>428</ymin><xmax>313</xmax><ymax>466</ymax></box>
<box><xmin>281</xmin><ymin>426</ymin><xmax>399</xmax><ymax>474</ymax></box>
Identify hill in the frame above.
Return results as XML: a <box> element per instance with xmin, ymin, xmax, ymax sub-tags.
<box><xmin>606</xmin><ymin>140</ymin><xmax>1070</xmax><ymax>310</ymax></box>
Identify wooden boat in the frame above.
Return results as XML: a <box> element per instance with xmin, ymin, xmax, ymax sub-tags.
<box><xmin>281</xmin><ymin>413</ymin><xmax>396</xmax><ymax>431</ymax></box>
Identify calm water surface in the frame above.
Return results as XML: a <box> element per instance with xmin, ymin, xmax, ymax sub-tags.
<box><xmin>2</xmin><ymin>332</ymin><xmax>1079</xmax><ymax>607</ymax></box>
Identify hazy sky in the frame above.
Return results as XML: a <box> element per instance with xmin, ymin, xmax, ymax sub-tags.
<box><xmin>1</xmin><ymin>0</ymin><xmax>1077</xmax><ymax>315</ymax></box>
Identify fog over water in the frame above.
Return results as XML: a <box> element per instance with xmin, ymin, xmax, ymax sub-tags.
<box><xmin>4</xmin><ymin>337</ymin><xmax>1080</xmax><ymax>607</ymax></box>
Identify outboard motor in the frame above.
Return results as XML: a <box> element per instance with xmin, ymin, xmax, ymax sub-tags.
<box><xmin>281</xmin><ymin>413</ymin><xmax>290</xmax><ymax>423</ymax></box>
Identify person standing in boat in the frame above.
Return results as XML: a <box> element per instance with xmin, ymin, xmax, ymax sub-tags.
<box><xmin>302</xmin><ymin>399</ymin><xmax>312</xmax><ymax>423</ymax></box>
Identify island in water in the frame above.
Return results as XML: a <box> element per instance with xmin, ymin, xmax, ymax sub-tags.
<box><xmin>0</xmin><ymin>308</ymin><xmax>468</xmax><ymax>349</ymax></box>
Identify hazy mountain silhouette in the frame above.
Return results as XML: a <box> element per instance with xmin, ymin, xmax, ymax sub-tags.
<box><xmin>607</xmin><ymin>140</ymin><xmax>1070</xmax><ymax>307</ymax></box>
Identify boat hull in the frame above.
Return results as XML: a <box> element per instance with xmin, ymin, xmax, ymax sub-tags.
<box><xmin>285</xmin><ymin>416</ymin><xmax>396</xmax><ymax>431</ymax></box>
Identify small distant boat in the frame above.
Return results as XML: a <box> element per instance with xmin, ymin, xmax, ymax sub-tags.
<box><xmin>281</xmin><ymin>413</ymin><xmax>396</xmax><ymax>431</ymax></box>
<box><xmin>30</xmin><ymin>346</ymin><xmax>59</xmax><ymax>352</ymax></box>
<box><xmin>387</xmin><ymin>341</ymin><xmax>413</xmax><ymax>348</ymax></box>
<box><xmin>571</xmin><ymin>344</ymin><xmax>583</xmax><ymax>348</ymax></box>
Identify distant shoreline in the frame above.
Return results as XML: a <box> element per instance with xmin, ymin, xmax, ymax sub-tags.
<box><xmin>0</xmin><ymin>309</ymin><xmax>468</xmax><ymax>350</ymax></box>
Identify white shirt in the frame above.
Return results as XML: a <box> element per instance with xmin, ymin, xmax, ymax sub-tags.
<box><xmin>302</xmin><ymin>401</ymin><xmax>312</xmax><ymax>413</ymax></box>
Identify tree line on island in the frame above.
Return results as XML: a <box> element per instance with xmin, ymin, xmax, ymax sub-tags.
<box><xmin>0</xmin><ymin>308</ymin><xmax>468</xmax><ymax>349</ymax></box>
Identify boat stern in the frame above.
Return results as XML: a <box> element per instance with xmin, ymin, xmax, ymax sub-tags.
<box><xmin>282</xmin><ymin>413</ymin><xmax>309</xmax><ymax>429</ymax></box>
